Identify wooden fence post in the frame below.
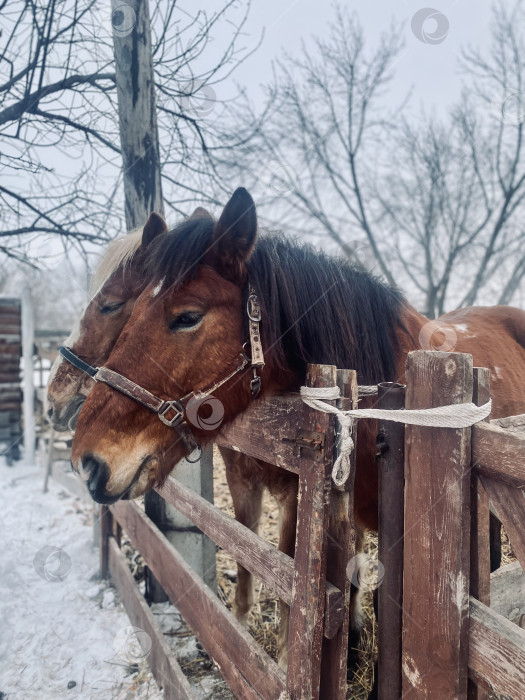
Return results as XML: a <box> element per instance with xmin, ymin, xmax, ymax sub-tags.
<box><xmin>377</xmin><ymin>381</ymin><xmax>406</xmax><ymax>700</ymax></box>
<box><xmin>111</xmin><ymin>0</ymin><xmax>216</xmax><ymax>598</ymax></box>
<box><xmin>320</xmin><ymin>368</ymin><xmax>358</xmax><ymax>700</ymax></box>
<box><xmin>402</xmin><ymin>351</ymin><xmax>473</xmax><ymax>698</ymax></box>
<box><xmin>100</xmin><ymin>504</ymin><xmax>112</xmax><ymax>579</ymax></box>
<box><xmin>468</xmin><ymin>367</ymin><xmax>491</xmax><ymax>700</ymax></box>
<box><xmin>287</xmin><ymin>363</ymin><xmax>336</xmax><ymax>699</ymax></box>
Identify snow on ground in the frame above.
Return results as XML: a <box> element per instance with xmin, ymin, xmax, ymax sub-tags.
<box><xmin>0</xmin><ymin>458</ymin><xmax>163</xmax><ymax>700</ymax></box>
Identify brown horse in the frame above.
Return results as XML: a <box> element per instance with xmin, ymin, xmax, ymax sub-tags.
<box><xmin>70</xmin><ymin>188</ymin><xmax>525</xmax><ymax>674</ymax></box>
<box><xmin>47</xmin><ymin>212</ymin><xmax>168</xmax><ymax>430</ymax></box>
<box><xmin>47</xmin><ymin>205</ymin><xmax>299</xmax><ymax>662</ymax></box>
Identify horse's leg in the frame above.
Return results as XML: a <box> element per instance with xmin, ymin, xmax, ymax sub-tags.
<box><xmin>347</xmin><ymin>527</ymin><xmax>366</xmax><ymax>675</ymax></box>
<box><xmin>221</xmin><ymin>447</ymin><xmax>264</xmax><ymax>626</ymax></box>
<box><xmin>273</xmin><ymin>478</ymin><xmax>299</xmax><ymax>669</ymax></box>
<box><xmin>489</xmin><ymin>512</ymin><xmax>502</xmax><ymax>571</ymax></box>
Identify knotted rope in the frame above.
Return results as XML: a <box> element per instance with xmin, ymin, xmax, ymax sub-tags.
<box><xmin>300</xmin><ymin>385</ymin><xmax>492</xmax><ymax>487</ymax></box>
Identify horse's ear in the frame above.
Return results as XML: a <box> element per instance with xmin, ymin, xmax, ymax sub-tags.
<box><xmin>142</xmin><ymin>212</ymin><xmax>168</xmax><ymax>248</ymax></box>
<box><xmin>188</xmin><ymin>206</ymin><xmax>213</xmax><ymax>221</ymax></box>
<box><xmin>208</xmin><ymin>188</ymin><xmax>257</xmax><ymax>281</ymax></box>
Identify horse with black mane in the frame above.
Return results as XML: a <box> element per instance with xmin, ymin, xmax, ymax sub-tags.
<box><xmin>67</xmin><ymin>187</ymin><xmax>525</xmax><ymax>690</ymax></box>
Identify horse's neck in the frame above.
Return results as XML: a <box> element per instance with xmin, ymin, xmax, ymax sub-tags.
<box><xmin>395</xmin><ymin>304</ymin><xmax>429</xmax><ymax>381</ymax></box>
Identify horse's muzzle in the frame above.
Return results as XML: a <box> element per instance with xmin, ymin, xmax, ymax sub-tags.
<box><xmin>82</xmin><ymin>454</ymin><xmax>118</xmax><ymax>504</ymax></box>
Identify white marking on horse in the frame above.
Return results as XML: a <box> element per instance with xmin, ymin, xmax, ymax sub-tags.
<box><xmin>152</xmin><ymin>277</ymin><xmax>165</xmax><ymax>297</ymax></box>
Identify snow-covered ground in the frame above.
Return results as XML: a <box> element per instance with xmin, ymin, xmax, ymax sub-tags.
<box><xmin>0</xmin><ymin>458</ymin><xmax>163</xmax><ymax>700</ymax></box>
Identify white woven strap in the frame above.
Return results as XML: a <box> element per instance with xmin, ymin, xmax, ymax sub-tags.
<box><xmin>300</xmin><ymin>385</ymin><xmax>492</xmax><ymax>487</ymax></box>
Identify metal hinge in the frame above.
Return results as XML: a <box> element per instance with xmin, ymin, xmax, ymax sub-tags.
<box><xmin>282</xmin><ymin>430</ymin><xmax>325</xmax><ymax>461</ymax></box>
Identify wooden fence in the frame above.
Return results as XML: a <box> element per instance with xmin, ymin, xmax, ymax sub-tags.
<box><xmin>100</xmin><ymin>351</ymin><xmax>525</xmax><ymax>699</ymax></box>
<box><xmin>377</xmin><ymin>351</ymin><xmax>525</xmax><ymax>700</ymax></box>
<box><xmin>0</xmin><ymin>297</ymin><xmax>22</xmax><ymax>465</ymax></box>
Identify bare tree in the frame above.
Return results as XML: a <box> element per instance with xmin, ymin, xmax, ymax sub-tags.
<box><xmin>215</xmin><ymin>8</ymin><xmax>405</xmax><ymax>285</ymax></box>
<box><xmin>378</xmin><ymin>2</ymin><xmax>525</xmax><ymax>316</ymax></box>
<box><xmin>220</xmin><ymin>2</ymin><xmax>525</xmax><ymax>316</ymax></box>
<box><xmin>0</xmin><ymin>0</ymin><xmax>257</xmax><ymax>266</ymax></box>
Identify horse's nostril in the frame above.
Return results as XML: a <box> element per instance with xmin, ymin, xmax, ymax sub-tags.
<box><xmin>83</xmin><ymin>455</ymin><xmax>112</xmax><ymax>504</ymax></box>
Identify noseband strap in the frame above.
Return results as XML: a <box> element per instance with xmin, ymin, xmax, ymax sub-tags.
<box><xmin>59</xmin><ymin>346</ymin><xmax>98</xmax><ymax>377</ymax></box>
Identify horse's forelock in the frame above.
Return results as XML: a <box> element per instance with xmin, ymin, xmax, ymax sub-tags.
<box><xmin>146</xmin><ymin>217</ymin><xmax>216</xmax><ymax>290</ymax></box>
<box><xmin>90</xmin><ymin>229</ymin><xmax>143</xmax><ymax>298</ymax></box>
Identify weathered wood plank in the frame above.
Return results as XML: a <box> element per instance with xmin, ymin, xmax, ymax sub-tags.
<box><xmin>216</xmin><ymin>394</ymin><xmax>319</xmax><ymax>474</ymax></box>
<box><xmin>402</xmin><ymin>351</ymin><xmax>472</xmax><ymax>699</ymax></box>
<box><xmin>320</xmin><ymin>369</ymin><xmax>358</xmax><ymax>700</ymax></box>
<box><xmin>110</xmin><ymin>500</ymin><xmax>285</xmax><ymax>700</ymax></box>
<box><xmin>108</xmin><ymin>539</ymin><xmax>195</xmax><ymax>700</ymax></box>
<box><xmin>470</xmin><ymin>368</ymin><xmax>491</xmax><ymax>609</ymax></box>
<box><xmin>156</xmin><ymin>475</ymin><xmax>344</xmax><ymax>640</ymax></box>
<box><xmin>377</xmin><ymin>381</ymin><xmax>406</xmax><ymax>700</ymax></box>
<box><xmin>287</xmin><ymin>364</ymin><xmax>336</xmax><ymax>700</ymax></box>
<box><xmin>157</xmin><ymin>475</ymin><xmax>292</xmax><ymax>602</ymax></box>
<box><xmin>469</xmin><ymin>597</ymin><xmax>525</xmax><ymax>698</ymax></box>
<box><xmin>470</xmin><ymin>478</ymin><xmax>491</xmax><ymax>608</ymax></box>
<box><xmin>480</xmin><ymin>475</ymin><xmax>525</xmax><ymax>572</ymax></box>
<box><xmin>100</xmin><ymin>505</ymin><xmax>112</xmax><ymax>579</ymax></box>
<box><xmin>491</xmin><ymin>413</ymin><xmax>525</xmax><ymax>431</ymax></box>
<box><xmin>472</xmin><ymin>421</ymin><xmax>525</xmax><ymax>487</ymax></box>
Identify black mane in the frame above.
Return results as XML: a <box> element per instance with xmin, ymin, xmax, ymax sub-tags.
<box><xmin>148</xmin><ymin>219</ymin><xmax>406</xmax><ymax>384</ymax></box>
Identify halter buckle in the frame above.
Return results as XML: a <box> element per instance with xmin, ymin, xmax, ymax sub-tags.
<box><xmin>250</xmin><ymin>371</ymin><xmax>261</xmax><ymax>398</ymax></box>
<box><xmin>247</xmin><ymin>294</ymin><xmax>262</xmax><ymax>322</ymax></box>
<box><xmin>158</xmin><ymin>400</ymin><xmax>184</xmax><ymax>427</ymax></box>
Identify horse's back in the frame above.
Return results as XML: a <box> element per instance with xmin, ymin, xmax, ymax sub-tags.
<box><xmin>441</xmin><ymin>305</ymin><xmax>525</xmax><ymax>346</ymax></box>
<box><xmin>440</xmin><ymin>305</ymin><xmax>525</xmax><ymax>417</ymax></box>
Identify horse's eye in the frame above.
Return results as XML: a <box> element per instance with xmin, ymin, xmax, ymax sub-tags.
<box><xmin>169</xmin><ymin>312</ymin><xmax>203</xmax><ymax>332</ymax></box>
<box><xmin>100</xmin><ymin>302</ymin><xmax>125</xmax><ymax>315</ymax></box>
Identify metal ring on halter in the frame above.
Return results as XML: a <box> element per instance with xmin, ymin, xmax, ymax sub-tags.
<box><xmin>247</xmin><ymin>293</ymin><xmax>262</xmax><ymax>322</ymax></box>
<box><xmin>185</xmin><ymin>445</ymin><xmax>202</xmax><ymax>463</ymax></box>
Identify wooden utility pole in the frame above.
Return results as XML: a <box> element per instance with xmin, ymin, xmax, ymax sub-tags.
<box><xmin>111</xmin><ymin>0</ymin><xmax>164</xmax><ymax>227</ymax></box>
<box><xmin>110</xmin><ymin>0</ymin><xmax>216</xmax><ymax>599</ymax></box>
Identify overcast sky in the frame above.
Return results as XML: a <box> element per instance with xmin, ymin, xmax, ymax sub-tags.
<box><xmin>195</xmin><ymin>0</ymin><xmax>495</xmax><ymax>118</ymax></box>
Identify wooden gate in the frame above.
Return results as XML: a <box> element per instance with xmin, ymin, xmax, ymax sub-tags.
<box><xmin>377</xmin><ymin>350</ymin><xmax>525</xmax><ymax>700</ymax></box>
<box><xmin>100</xmin><ymin>363</ymin><xmax>359</xmax><ymax>699</ymax></box>
<box><xmin>100</xmin><ymin>350</ymin><xmax>525</xmax><ymax>698</ymax></box>
<box><xmin>0</xmin><ymin>297</ymin><xmax>22</xmax><ymax>465</ymax></box>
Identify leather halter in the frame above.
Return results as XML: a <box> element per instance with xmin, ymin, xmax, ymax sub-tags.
<box><xmin>59</xmin><ymin>286</ymin><xmax>265</xmax><ymax>458</ymax></box>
